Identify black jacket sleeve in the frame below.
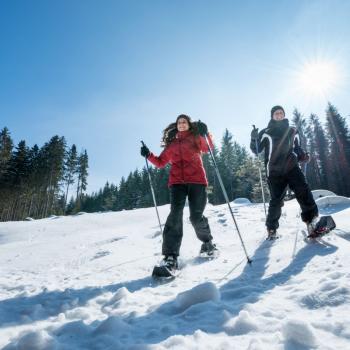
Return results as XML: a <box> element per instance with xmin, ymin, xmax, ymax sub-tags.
<box><xmin>250</xmin><ymin>129</ymin><xmax>266</xmax><ymax>155</ymax></box>
<box><xmin>293</xmin><ymin>130</ymin><xmax>308</xmax><ymax>161</ymax></box>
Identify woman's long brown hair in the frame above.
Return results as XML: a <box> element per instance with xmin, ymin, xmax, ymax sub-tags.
<box><xmin>161</xmin><ymin>114</ymin><xmax>201</xmax><ymax>147</ymax></box>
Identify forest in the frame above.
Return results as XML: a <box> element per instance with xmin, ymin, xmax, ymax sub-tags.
<box><xmin>1</xmin><ymin>103</ymin><xmax>349</xmax><ymax>221</ymax></box>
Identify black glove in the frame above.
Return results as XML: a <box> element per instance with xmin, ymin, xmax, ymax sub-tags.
<box><xmin>251</xmin><ymin>127</ymin><xmax>259</xmax><ymax>140</ymax></box>
<box><xmin>299</xmin><ymin>152</ymin><xmax>310</xmax><ymax>163</ymax></box>
<box><xmin>140</xmin><ymin>144</ymin><xmax>150</xmax><ymax>158</ymax></box>
<box><xmin>197</xmin><ymin>121</ymin><xmax>208</xmax><ymax>136</ymax></box>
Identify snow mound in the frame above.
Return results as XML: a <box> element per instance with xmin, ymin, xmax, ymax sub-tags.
<box><xmin>175</xmin><ymin>282</ymin><xmax>220</xmax><ymax>312</ymax></box>
<box><xmin>224</xmin><ymin>310</ymin><xmax>258</xmax><ymax>335</ymax></box>
<box><xmin>316</xmin><ymin>195</ymin><xmax>350</xmax><ymax>207</ymax></box>
<box><xmin>282</xmin><ymin>318</ymin><xmax>317</xmax><ymax>348</ymax></box>
<box><xmin>3</xmin><ymin>330</ymin><xmax>56</xmax><ymax>350</ymax></box>
<box><xmin>159</xmin><ymin>330</ymin><xmax>212</xmax><ymax>350</ymax></box>
<box><xmin>93</xmin><ymin>316</ymin><xmax>131</xmax><ymax>336</ymax></box>
<box><xmin>111</xmin><ymin>287</ymin><xmax>130</xmax><ymax>302</ymax></box>
<box><xmin>316</xmin><ymin>195</ymin><xmax>350</xmax><ymax>214</ymax></box>
<box><xmin>233</xmin><ymin>198</ymin><xmax>251</xmax><ymax>205</ymax></box>
<box><xmin>312</xmin><ymin>189</ymin><xmax>336</xmax><ymax>200</ymax></box>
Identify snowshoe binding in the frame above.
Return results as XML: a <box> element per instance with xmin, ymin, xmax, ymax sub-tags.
<box><xmin>307</xmin><ymin>215</ymin><xmax>336</xmax><ymax>239</ymax></box>
<box><xmin>152</xmin><ymin>255</ymin><xmax>178</xmax><ymax>279</ymax></box>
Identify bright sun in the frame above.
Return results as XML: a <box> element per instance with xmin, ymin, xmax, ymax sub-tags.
<box><xmin>297</xmin><ymin>60</ymin><xmax>340</xmax><ymax>97</ymax></box>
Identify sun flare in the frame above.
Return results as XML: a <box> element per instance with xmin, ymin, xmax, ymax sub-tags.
<box><xmin>297</xmin><ymin>60</ymin><xmax>340</xmax><ymax>97</ymax></box>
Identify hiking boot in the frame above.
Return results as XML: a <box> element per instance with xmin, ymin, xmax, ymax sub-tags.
<box><xmin>200</xmin><ymin>241</ymin><xmax>218</xmax><ymax>256</ymax></box>
<box><xmin>266</xmin><ymin>228</ymin><xmax>278</xmax><ymax>240</ymax></box>
<box><xmin>161</xmin><ymin>255</ymin><xmax>178</xmax><ymax>270</ymax></box>
<box><xmin>307</xmin><ymin>216</ymin><xmax>319</xmax><ymax>236</ymax></box>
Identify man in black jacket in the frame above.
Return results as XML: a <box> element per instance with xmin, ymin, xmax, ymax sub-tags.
<box><xmin>251</xmin><ymin>105</ymin><xmax>319</xmax><ymax>239</ymax></box>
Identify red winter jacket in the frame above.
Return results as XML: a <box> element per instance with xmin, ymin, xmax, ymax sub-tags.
<box><xmin>148</xmin><ymin>130</ymin><xmax>214</xmax><ymax>186</ymax></box>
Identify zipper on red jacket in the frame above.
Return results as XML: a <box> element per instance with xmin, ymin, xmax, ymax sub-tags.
<box><xmin>178</xmin><ymin>138</ymin><xmax>185</xmax><ymax>183</ymax></box>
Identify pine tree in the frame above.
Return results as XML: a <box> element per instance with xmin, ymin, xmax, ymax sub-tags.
<box><xmin>5</xmin><ymin>140</ymin><xmax>31</xmax><ymax>220</ymax></box>
<box><xmin>231</xmin><ymin>141</ymin><xmax>249</xmax><ymax>199</ymax></box>
<box><xmin>243</xmin><ymin>158</ymin><xmax>270</xmax><ymax>203</ymax></box>
<box><xmin>138</xmin><ymin>167</ymin><xmax>154</xmax><ymax>208</ymax></box>
<box><xmin>76</xmin><ymin>150</ymin><xmax>89</xmax><ymax>210</ymax></box>
<box><xmin>202</xmin><ymin>145</ymin><xmax>221</xmax><ymax>204</ymax></box>
<box><xmin>304</xmin><ymin>122</ymin><xmax>320</xmax><ymax>189</ymax></box>
<box><xmin>101</xmin><ymin>182</ymin><xmax>116</xmax><ymax>211</ymax></box>
<box><xmin>42</xmin><ymin>136</ymin><xmax>67</xmax><ymax>217</ymax></box>
<box><xmin>292</xmin><ymin>109</ymin><xmax>307</xmax><ymax>150</ymax></box>
<box><xmin>117</xmin><ymin>176</ymin><xmax>131</xmax><ymax>210</ymax></box>
<box><xmin>64</xmin><ymin>144</ymin><xmax>78</xmax><ymax>210</ymax></box>
<box><xmin>0</xmin><ymin>127</ymin><xmax>14</xmax><ymax>180</ymax></box>
<box><xmin>325</xmin><ymin>103</ymin><xmax>350</xmax><ymax>195</ymax></box>
<box><xmin>153</xmin><ymin>167</ymin><xmax>170</xmax><ymax>206</ymax></box>
<box><xmin>308</xmin><ymin>114</ymin><xmax>329</xmax><ymax>189</ymax></box>
<box><xmin>217</xmin><ymin>129</ymin><xmax>236</xmax><ymax>203</ymax></box>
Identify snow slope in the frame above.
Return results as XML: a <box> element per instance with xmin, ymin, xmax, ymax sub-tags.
<box><xmin>0</xmin><ymin>198</ymin><xmax>350</xmax><ymax>349</ymax></box>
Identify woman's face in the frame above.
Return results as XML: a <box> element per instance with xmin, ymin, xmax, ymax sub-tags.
<box><xmin>177</xmin><ymin>118</ymin><xmax>190</xmax><ymax>131</ymax></box>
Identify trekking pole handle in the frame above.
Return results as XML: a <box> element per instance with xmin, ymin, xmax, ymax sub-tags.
<box><xmin>141</xmin><ymin>140</ymin><xmax>148</xmax><ymax>159</ymax></box>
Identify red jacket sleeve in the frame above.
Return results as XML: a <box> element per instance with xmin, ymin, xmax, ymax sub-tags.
<box><xmin>198</xmin><ymin>134</ymin><xmax>214</xmax><ymax>153</ymax></box>
<box><xmin>147</xmin><ymin>148</ymin><xmax>171</xmax><ymax>168</ymax></box>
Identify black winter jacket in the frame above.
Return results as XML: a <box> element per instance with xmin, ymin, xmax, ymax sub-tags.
<box><xmin>250</xmin><ymin>119</ymin><xmax>307</xmax><ymax>177</ymax></box>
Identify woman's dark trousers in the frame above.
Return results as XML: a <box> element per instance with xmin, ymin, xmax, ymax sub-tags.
<box><xmin>266</xmin><ymin>166</ymin><xmax>318</xmax><ymax>230</ymax></box>
<box><xmin>162</xmin><ymin>184</ymin><xmax>213</xmax><ymax>257</ymax></box>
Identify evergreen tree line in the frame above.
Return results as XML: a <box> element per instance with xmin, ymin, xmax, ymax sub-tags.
<box><xmin>292</xmin><ymin>103</ymin><xmax>350</xmax><ymax>196</ymax></box>
<box><xmin>78</xmin><ymin>102</ymin><xmax>350</xmax><ymax>214</ymax></box>
<box><xmin>0</xmin><ymin>127</ymin><xmax>89</xmax><ymax>221</ymax></box>
<box><xmin>2</xmin><ymin>102</ymin><xmax>349</xmax><ymax>220</ymax></box>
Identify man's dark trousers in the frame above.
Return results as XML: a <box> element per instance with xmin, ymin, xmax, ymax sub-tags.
<box><xmin>266</xmin><ymin>166</ymin><xmax>318</xmax><ymax>230</ymax></box>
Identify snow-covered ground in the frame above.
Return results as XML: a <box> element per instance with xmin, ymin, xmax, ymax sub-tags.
<box><xmin>0</xmin><ymin>196</ymin><xmax>350</xmax><ymax>350</ymax></box>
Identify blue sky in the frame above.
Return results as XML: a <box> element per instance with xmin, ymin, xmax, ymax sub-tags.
<box><xmin>1</xmin><ymin>0</ymin><xmax>350</xmax><ymax>193</ymax></box>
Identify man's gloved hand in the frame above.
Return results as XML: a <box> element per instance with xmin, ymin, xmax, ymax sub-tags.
<box><xmin>140</xmin><ymin>144</ymin><xmax>150</xmax><ymax>158</ymax></box>
<box><xmin>251</xmin><ymin>127</ymin><xmax>259</xmax><ymax>140</ymax></box>
<box><xmin>299</xmin><ymin>152</ymin><xmax>310</xmax><ymax>163</ymax></box>
<box><xmin>197</xmin><ymin>121</ymin><xmax>208</xmax><ymax>136</ymax></box>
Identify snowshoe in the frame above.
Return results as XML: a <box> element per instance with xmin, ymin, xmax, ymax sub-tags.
<box><xmin>266</xmin><ymin>229</ymin><xmax>279</xmax><ymax>241</ymax></box>
<box><xmin>152</xmin><ymin>256</ymin><xmax>178</xmax><ymax>279</ymax></box>
<box><xmin>199</xmin><ymin>241</ymin><xmax>219</xmax><ymax>258</ymax></box>
<box><xmin>307</xmin><ymin>215</ymin><xmax>336</xmax><ymax>239</ymax></box>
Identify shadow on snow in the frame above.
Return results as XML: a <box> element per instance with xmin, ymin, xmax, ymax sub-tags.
<box><xmin>17</xmin><ymin>237</ymin><xmax>336</xmax><ymax>348</ymax></box>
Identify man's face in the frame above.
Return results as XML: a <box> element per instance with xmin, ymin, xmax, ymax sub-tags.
<box><xmin>272</xmin><ymin>109</ymin><xmax>285</xmax><ymax>121</ymax></box>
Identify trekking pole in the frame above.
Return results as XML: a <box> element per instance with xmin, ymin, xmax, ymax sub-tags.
<box><xmin>252</xmin><ymin>125</ymin><xmax>267</xmax><ymax>218</ymax></box>
<box><xmin>141</xmin><ymin>141</ymin><xmax>163</xmax><ymax>235</ymax></box>
<box><xmin>202</xmin><ymin>131</ymin><xmax>252</xmax><ymax>264</ymax></box>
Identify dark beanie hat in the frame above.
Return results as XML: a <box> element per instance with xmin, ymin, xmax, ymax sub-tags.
<box><xmin>271</xmin><ymin>105</ymin><xmax>285</xmax><ymax>119</ymax></box>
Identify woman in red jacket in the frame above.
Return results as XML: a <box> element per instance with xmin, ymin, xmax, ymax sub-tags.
<box><xmin>140</xmin><ymin>114</ymin><xmax>217</xmax><ymax>271</ymax></box>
